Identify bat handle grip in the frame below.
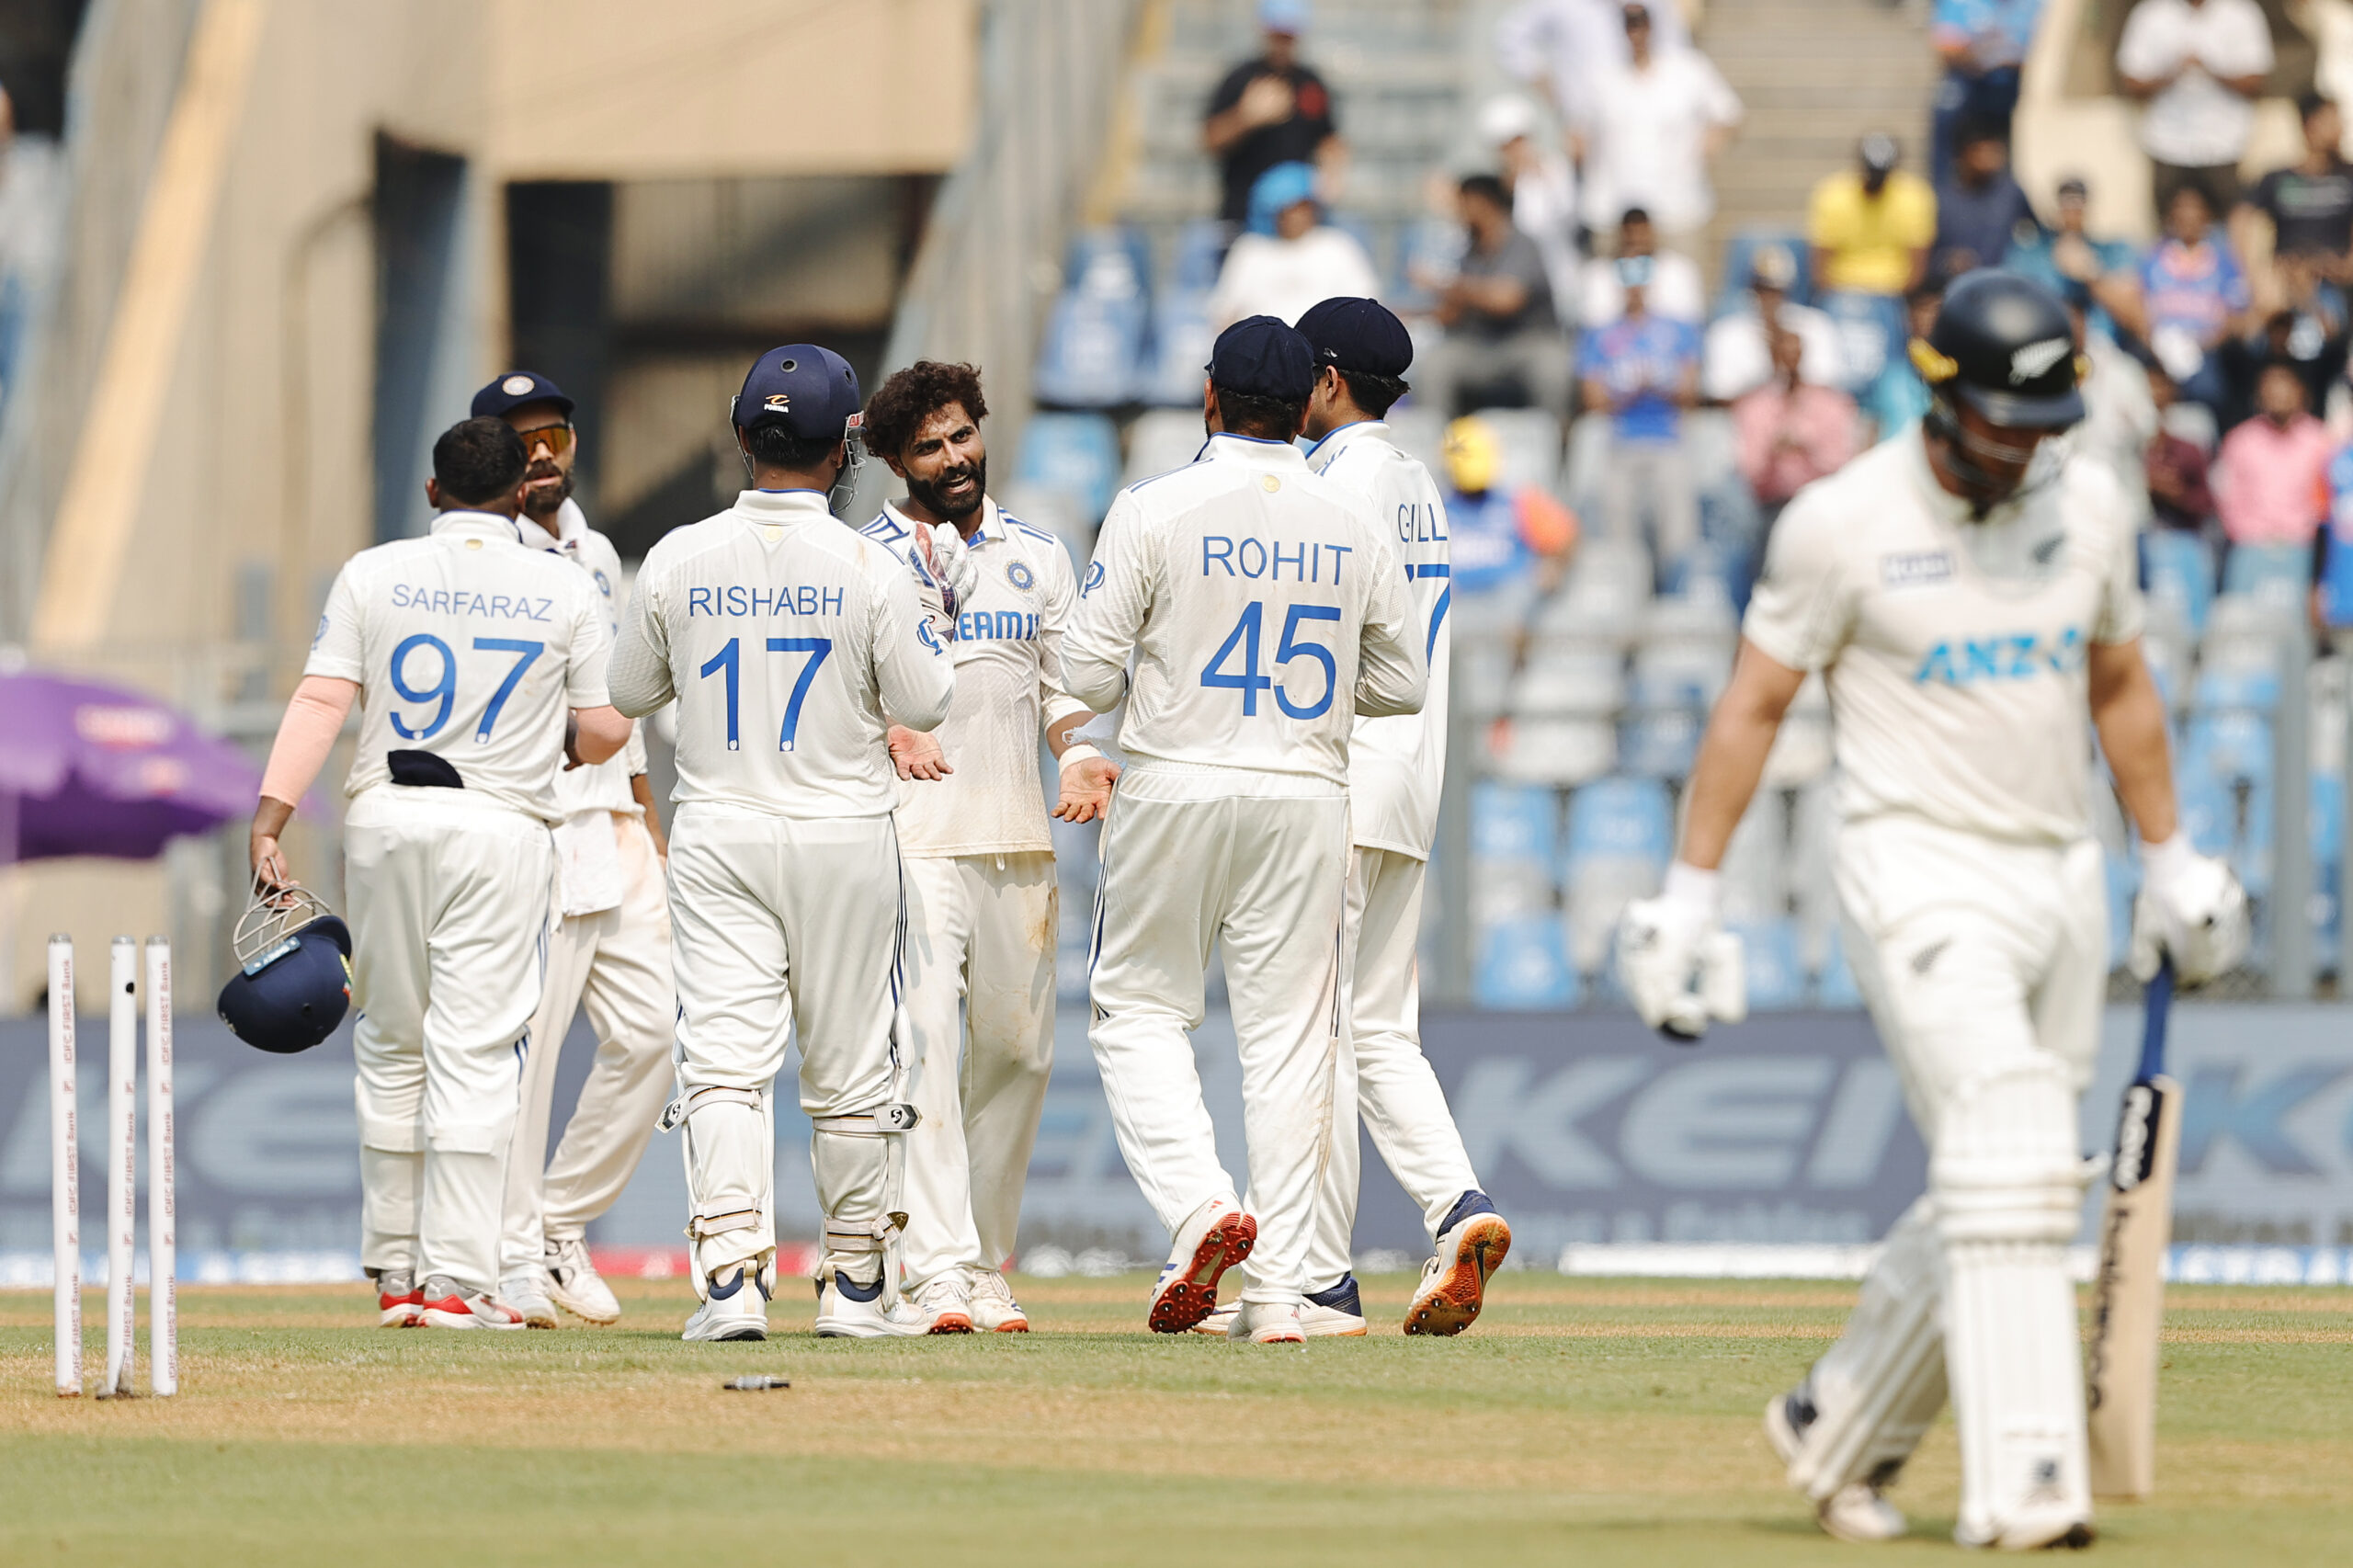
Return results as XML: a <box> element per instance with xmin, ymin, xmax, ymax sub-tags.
<box><xmin>2137</xmin><ymin>956</ymin><xmax>2174</xmax><ymax>1082</ymax></box>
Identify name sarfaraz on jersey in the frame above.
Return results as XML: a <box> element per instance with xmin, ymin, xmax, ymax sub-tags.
<box><xmin>687</xmin><ymin>585</ymin><xmax>847</xmax><ymax>618</ymax></box>
<box><xmin>1913</xmin><ymin>626</ymin><xmax>2085</xmax><ymax>686</ymax></box>
<box><xmin>388</xmin><ymin>585</ymin><xmax>555</xmax><ymax>620</ymax></box>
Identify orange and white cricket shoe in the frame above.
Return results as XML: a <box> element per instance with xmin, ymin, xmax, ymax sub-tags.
<box><xmin>1404</xmin><ymin>1192</ymin><xmax>1512</xmax><ymax>1336</ymax></box>
<box><xmin>912</xmin><ymin>1272</ymin><xmax>975</xmax><ymax>1334</ymax></box>
<box><xmin>1147</xmin><ymin>1197</ymin><xmax>1256</xmax><ymax>1334</ymax></box>
<box><xmin>966</xmin><ymin>1268</ymin><xmax>1029</xmax><ymax>1333</ymax></box>
<box><xmin>417</xmin><ymin>1276</ymin><xmax>529</xmax><ymax>1330</ymax></box>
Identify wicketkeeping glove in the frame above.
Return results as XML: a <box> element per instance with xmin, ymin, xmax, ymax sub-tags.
<box><xmin>1616</xmin><ymin>862</ymin><xmax>1747</xmax><ymax>1043</ymax></box>
<box><xmin>909</xmin><ymin>522</ymin><xmax>981</xmax><ymax>625</ymax></box>
<box><xmin>2131</xmin><ymin>834</ymin><xmax>2251</xmax><ymax>986</ymax></box>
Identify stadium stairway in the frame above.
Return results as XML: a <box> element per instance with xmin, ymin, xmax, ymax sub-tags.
<box><xmin>1696</xmin><ymin>0</ymin><xmax>1940</xmax><ymax>292</ymax></box>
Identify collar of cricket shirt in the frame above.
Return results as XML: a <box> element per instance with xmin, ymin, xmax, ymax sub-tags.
<box><xmin>430</xmin><ymin>510</ymin><xmax>525</xmax><ymax>546</ymax></box>
<box><xmin>1305</xmin><ymin>419</ymin><xmax>1390</xmax><ymax>471</ymax></box>
<box><xmin>885</xmin><ymin>494</ymin><xmax>1005</xmax><ymax>549</ymax></box>
<box><xmin>1903</xmin><ymin>423</ymin><xmax>1994</xmax><ymax>531</ymax></box>
<box><xmin>733</xmin><ymin>487</ymin><xmax>835</xmax><ymax>526</ymax></box>
<box><xmin>1205</xmin><ymin>431</ymin><xmax>1312</xmax><ymax>472</ymax></box>
<box><xmin>513</xmin><ymin>496</ymin><xmax>589</xmax><ymax>555</ymax></box>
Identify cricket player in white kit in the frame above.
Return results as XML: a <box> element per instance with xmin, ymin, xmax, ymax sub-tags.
<box><xmin>608</xmin><ymin>344</ymin><xmax>959</xmax><ymax>1342</ymax></box>
<box><xmin>1619</xmin><ymin>273</ymin><xmax>2248</xmax><ymax>1548</ymax></box>
<box><xmin>1063</xmin><ymin>316</ymin><xmax>1426</xmax><ymax>1344</ymax></box>
<box><xmin>857</xmin><ymin>361</ymin><xmax>1120</xmax><ymax>1334</ymax></box>
<box><xmin>250</xmin><ymin>417</ymin><xmax>630</xmax><ymax>1330</ymax></box>
<box><xmin>468</xmin><ymin>372</ymin><xmax>678</xmax><ymax>1330</ymax></box>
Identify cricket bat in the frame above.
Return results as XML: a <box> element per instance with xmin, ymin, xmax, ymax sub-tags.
<box><xmin>2086</xmin><ymin>957</ymin><xmax>2181</xmax><ymax>1500</ymax></box>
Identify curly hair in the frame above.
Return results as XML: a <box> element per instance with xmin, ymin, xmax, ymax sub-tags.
<box><xmin>863</xmin><ymin>360</ymin><xmax>990</xmax><ymax>460</ymax></box>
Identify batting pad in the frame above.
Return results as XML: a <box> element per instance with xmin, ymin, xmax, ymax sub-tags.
<box><xmin>1934</xmin><ymin>1055</ymin><xmax>2093</xmax><ymax>1546</ymax></box>
<box><xmin>680</xmin><ymin>1085</ymin><xmax>774</xmax><ymax>1286</ymax></box>
<box><xmin>812</xmin><ymin>1108</ymin><xmax>905</xmax><ymax>1288</ymax></box>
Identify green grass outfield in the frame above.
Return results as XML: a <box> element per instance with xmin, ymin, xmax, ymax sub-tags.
<box><xmin>4</xmin><ymin>1275</ymin><xmax>2347</xmax><ymax>1565</ymax></box>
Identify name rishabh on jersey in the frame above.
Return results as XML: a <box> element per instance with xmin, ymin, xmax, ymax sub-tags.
<box><xmin>1742</xmin><ymin>427</ymin><xmax>2144</xmax><ymax>846</ymax></box>
<box><xmin>1062</xmin><ymin>432</ymin><xmax>1425</xmax><ymax>788</ymax></box>
<box><xmin>860</xmin><ymin>497</ymin><xmax>1090</xmax><ymax>858</ymax></box>
<box><xmin>607</xmin><ymin>487</ymin><xmax>952</xmax><ymax>819</ymax></box>
<box><xmin>1307</xmin><ymin>418</ymin><xmax>1451</xmax><ymax>859</ymax></box>
<box><xmin>304</xmin><ymin>509</ymin><xmax>614</xmax><ymax>822</ymax></box>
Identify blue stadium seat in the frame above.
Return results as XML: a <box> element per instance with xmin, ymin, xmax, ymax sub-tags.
<box><xmin>1014</xmin><ymin>413</ymin><xmax>1122</xmax><ymax>524</ymax></box>
<box><xmin>2236</xmin><ymin>777</ymin><xmax>2275</xmax><ymax>897</ymax></box>
<box><xmin>2184</xmin><ymin>708</ymin><xmax>2273</xmax><ymax>788</ymax></box>
<box><xmin>2313</xmin><ymin>769</ymin><xmax>2345</xmax><ymax>865</ymax></box>
<box><xmin>2193</xmin><ymin>661</ymin><xmax>2280</xmax><ymax>713</ymax></box>
<box><xmin>1034</xmin><ymin>231</ymin><xmax>1152</xmax><ymax>408</ymax></box>
<box><xmin>2174</xmin><ymin>763</ymin><xmax>2237</xmax><ymax>858</ymax></box>
<box><xmin>1813</xmin><ymin>939</ymin><xmax>1863</xmax><ymax>1009</ymax></box>
<box><xmin>1134</xmin><ymin>290</ymin><xmax>1217</xmax><ymax>406</ymax></box>
<box><xmin>1713</xmin><ymin>227</ymin><xmax>1813</xmax><ymax>314</ymax></box>
<box><xmin>1731</xmin><ymin>920</ymin><xmax>1807</xmax><ymax>1011</ymax></box>
<box><xmin>1820</xmin><ymin>290</ymin><xmax>1906</xmax><ymax>393</ymax></box>
<box><xmin>1064</xmin><ymin>226</ymin><xmax>1154</xmax><ymax>291</ymax></box>
<box><xmin>2143</xmin><ymin>530</ymin><xmax>2215</xmax><ymax>638</ymax></box>
<box><xmin>1618</xmin><ymin>708</ymin><xmax>1703</xmax><ymax>778</ymax></box>
<box><xmin>1564</xmin><ymin>776</ymin><xmax>1673</xmax><ymax>868</ymax></box>
<box><xmin>1472</xmin><ymin>781</ymin><xmax>1559</xmax><ymax>866</ymax></box>
<box><xmin>1474</xmin><ymin>915</ymin><xmax>1583</xmax><ymax>1009</ymax></box>
<box><xmin>2222</xmin><ymin>543</ymin><xmax>2308</xmax><ymax>602</ymax></box>
<box><xmin>1170</xmin><ymin>218</ymin><xmax>1229</xmax><ymax>291</ymax></box>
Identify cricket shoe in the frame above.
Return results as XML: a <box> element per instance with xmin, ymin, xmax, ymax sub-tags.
<box><xmin>501</xmin><ymin>1267</ymin><xmax>561</xmax><ymax>1329</ymax></box>
<box><xmin>911</xmin><ymin>1271</ymin><xmax>976</xmax><ymax>1334</ymax></box>
<box><xmin>813</xmin><ymin>1271</ymin><xmax>932</xmax><ymax>1338</ymax></box>
<box><xmin>1147</xmin><ymin>1197</ymin><xmax>1256</xmax><ymax>1334</ymax></box>
<box><xmin>418</xmin><ymin>1277</ymin><xmax>529</xmax><ymax>1331</ymax></box>
<box><xmin>965</xmin><ymin>1267</ymin><xmax>1029</xmax><ymax>1333</ymax></box>
<box><xmin>1404</xmin><ymin>1191</ymin><xmax>1512</xmax><ymax>1336</ymax></box>
<box><xmin>1195</xmin><ymin>1274</ymin><xmax>1367</xmax><ymax>1337</ymax></box>
<box><xmin>544</xmin><ymin>1234</ymin><xmax>620</xmax><ymax>1325</ymax></box>
<box><xmin>372</xmin><ymin>1267</ymin><xmax>425</xmax><ymax>1328</ymax></box>
<box><xmin>1223</xmin><ymin>1300</ymin><xmax>1307</xmax><ymax>1344</ymax></box>
<box><xmin>1764</xmin><ymin>1382</ymin><xmax>1908</xmax><ymax>1544</ymax></box>
<box><xmin>681</xmin><ymin>1265</ymin><xmax>770</xmax><ymax>1343</ymax></box>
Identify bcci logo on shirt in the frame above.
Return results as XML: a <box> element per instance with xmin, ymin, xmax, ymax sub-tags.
<box><xmin>1006</xmin><ymin>561</ymin><xmax>1035</xmax><ymax>593</ymax></box>
<box><xmin>593</xmin><ymin>569</ymin><xmax>612</xmax><ymax>598</ymax></box>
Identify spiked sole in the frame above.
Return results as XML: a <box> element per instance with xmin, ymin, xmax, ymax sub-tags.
<box><xmin>549</xmin><ymin>1291</ymin><xmax>620</xmax><ymax>1327</ymax></box>
<box><xmin>926</xmin><ymin>1311</ymin><xmax>975</xmax><ymax>1335</ymax></box>
<box><xmin>1404</xmin><ymin>1214</ymin><xmax>1512</xmax><ymax>1335</ymax></box>
<box><xmin>1148</xmin><ymin>1210</ymin><xmax>1257</xmax><ymax>1334</ymax></box>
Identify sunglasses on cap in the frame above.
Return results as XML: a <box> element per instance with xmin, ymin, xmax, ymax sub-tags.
<box><xmin>516</xmin><ymin>422</ymin><xmax>574</xmax><ymax>459</ymax></box>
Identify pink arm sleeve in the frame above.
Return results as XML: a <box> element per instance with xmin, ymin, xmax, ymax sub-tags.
<box><xmin>259</xmin><ymin>676</ymin><xmax>358</xmax><ymax>806</ymax></box>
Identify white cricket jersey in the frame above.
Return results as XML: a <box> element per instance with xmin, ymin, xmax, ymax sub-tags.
<box><xmin>1062</xmin><ymin>433</ymin><xmax>1425</xmax><ymax>790</ymax></box>
<box><xmin>305</xmin><ymin>510</ymin><xmax>613</xmax><ymax>823</ymax></box>
<box><xmin>1307</xmin><ymin>420</ymin><xmax>1450</xmax><ymax>859</ymax></box>
<box><xmin>1742</xmin><ymin>428</ymin><xmax>2145</xmax><ymax>846</ymax></box>
<box><xmin>608</xmin><ymin>487</ymin><xmax>953</xmax><ymax>820</ymax></box>
<box><xmin>858</xmin><ymin>496</ymin><xmax>1090</xmax><ymax>858</ymax></box>
<box><xmin>521</xmin><ymin>497</ymin><xmax>647</xmax><ymax>816</ymax></box>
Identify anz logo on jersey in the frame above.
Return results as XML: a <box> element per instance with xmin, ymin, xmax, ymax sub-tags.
<box><xmin>1912</xmin><ymin>627</ymin><xmax>2085</xmax><ymax>686</ymax></box>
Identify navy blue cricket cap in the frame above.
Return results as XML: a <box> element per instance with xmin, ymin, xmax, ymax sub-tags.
<box><xmin>1294</xmin><ymin>296</ymin><xmax>1413</xmax><ymax>378</ymax></box>
<box><xmin>733</xmin><ymin>344</ymin><xmax>864</xmax><ymax>440</ymax></box>
<box><xmin>471</xmin><ymin>370</ymin><xmax>574</xmax><ymax>420</ymax></box>
<box><xmin>1207</xmin><ymin>314</ymin><xmax>1315</xmax><ymax>400</ymax></box>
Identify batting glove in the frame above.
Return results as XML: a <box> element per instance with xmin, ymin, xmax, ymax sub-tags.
<box><xmin>1616</xmin><ymin>862</ymin><xmax>1747</xmax><ymax>1043</ymax></box>
<box><xmin>2131</xmin><ymin>834</ymin><xmax>2250</xmax><ymax>987</ymax></box>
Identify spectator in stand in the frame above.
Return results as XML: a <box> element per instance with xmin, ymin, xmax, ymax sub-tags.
<box><xmin>1930</xmin><ymin>119</ymin><xmax>2038</xmax><ymax>281</ymax></box>
<box><xmin>1929</xmin><ymin>0</ymin><xmax>2046</xmax><ymax>181</ymax></box>
<box><xmin>1202</xmin><ymin>0</ymin><xmax>1345</xmax><ymax>231</ymax></box>
<box><xmin>2213</xmin><ymin>359</ymin><xmax>2334</xmax><ymax>551</ymax></box>
<box><xmin>2144</xmin><ymin>361</ymin><xmax>2219</xmax><ymax>532</ymax></box>
<box><xmin>2216</xmin><ymin>290</ymin><xmax>2350</xmax><ymax>429</ymax></box>
<box><xmin>1579</xmin><ymin>206</ymin><xmax>1705</xmax><ymax>327</ymax></box>
<box><xmin>1413</xmin><ymin>173</ymin><xmax>1571</xmax><ymax>421</ymax></box>
<box><xmin>1574</xmin><ymin>4</ymin><xmax>1743</xmax><ymax>252</ymax></box>
<box><xmin>2117</xmin><ymin>0</ymin><xmax>2275</xmax><ymax>223</ymax></box>
<box><xmin>1810</xmin><ymin>133</ymin><xmax>1937</xmax><ymax>301</ymax></box>
<box><xmin>1482</xmin><ymin>94</ymin><xmax>1582</xmax><ymax>322</ymax></box>
<box><xmin>1209</xmin><ymin>161</ymin><xmax>1381</xmax><ymax>329</ymax></box>
<box><xmin>2002</xmin><ymin>176</ymin><xmax>2143</xmax><ymax>340</ymax></box>
<box><xmin>1702</xmin><ymin>243</ymin><xmax>1848</xmax><ymax>402</ymax></box>
<box><xmin>1733</xmin><ymin>325</ymin><xmax>1861</xmax><ymax>528</ymax></box>
<box><xmin>2235</xmin><ymin>93</ymin><xmax>2353</xmax><ymax>311</ymax></box>
<box><xmin>1495</xmin><ymin>0</ymin><xmax>1690</xmax><ymax>135</ymax></box>
<box><xmin>1860</xmin><ymin>283</ymin><xmax>1945</xmax><ymax>438</ymax></box>
<box><xmin>2142</xmin><ymin>183</ymin><xmax>2253</xmax><ymax>415</ymax></box>
<box><xmin>2313</xmin><ymin>441</ymin><xmax>2353</xmax><ymax>637</ymax></box>
<box><xmin>1576</xmin><ymin>255</ymin><xmax>1703</xmax><ymax>568</ymax></box>
<box><xmin>1440</xmin><ymin>414</ymin><xmax>1581</xmax><ymax>626</ymax></box>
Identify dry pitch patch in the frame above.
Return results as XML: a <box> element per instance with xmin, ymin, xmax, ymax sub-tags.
<box><xmin>3</xmin><ymin>1277</ymin><xmax>2347</xmax><ymax>1566</ymax></box>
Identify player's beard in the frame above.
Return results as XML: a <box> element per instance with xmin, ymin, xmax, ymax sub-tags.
<box><xmin>521</xmin><ymin>462</ymin><xmax>574</xmax><ymax>523</ymax></box>
<box><xmin>904</xmin><ymin>453</ymin><xmax>987</xmax><ymax>525</ymax></box>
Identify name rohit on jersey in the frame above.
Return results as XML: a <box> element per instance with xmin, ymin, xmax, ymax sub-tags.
<box><xmin>687</xmin><ymin>585</ymin><xmax>847</xmax><ymax>618</ymax></box>
<box><xmin>1913</xmin><ymin>627</ymin><xmax>2085</xmax><ymax>686</ymax></box>
<box><xmin>388</xmin><ymin>585</ymin><xmax>555</xmax><ymax>620</ymax></box>
<box><xmin>1202</xmin><ymin>536</ymin><xmax>1354</xmax><ymax>583</ymax></box>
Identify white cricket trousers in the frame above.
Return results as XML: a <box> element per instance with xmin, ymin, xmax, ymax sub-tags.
<box><xmin>344</xmin><ymin>785</ymin><xmax>553</xmax><ymax>1294</ymax></box>
<box><xmin>1794</xmin><ymin>814</ymin><xmax>2104</xmax><ymax>1543</ymax></box>
<box><xmin>1306</xmin><ymin>846</ymin><xmax>1482</xmax><ymax>1290</ymax></box>
<box><xmin>898</xmin><ymin>850</ymin><xmax>1058</xmax><ymax>1288</ymax></box>
<box><xmin>665</xmin><ymin>804</ymin><xmax>904</xmax><ymax>1285</ymax></box>
<box><xmin>1086</xmin><ymin>767</ymin><xmax>1348</xmax><ymax>1307</ymax></box>
<box><xmin>500</xmin><ymin>814</ymin><xmax>676</xmax><ymax>1276</ymax></box>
